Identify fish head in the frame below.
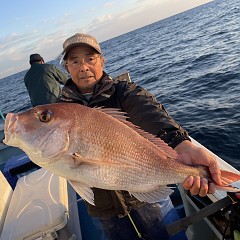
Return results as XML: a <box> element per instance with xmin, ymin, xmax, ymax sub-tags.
<box><xmin>3</xmin><ymin>103</ymin><xmax>73</xmax><ymax>165</ymax></box>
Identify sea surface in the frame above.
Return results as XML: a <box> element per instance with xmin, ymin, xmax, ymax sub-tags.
<box><xmin>0</xmin><ymin>0</ymin><xmax>239</xmax><ymax>168</ymax></box>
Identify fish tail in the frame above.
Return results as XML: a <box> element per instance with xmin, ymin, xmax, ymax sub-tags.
<box><xmin>220</xmin><ymin>170</ymin><xmax>240</xmax><ymax>185</ymax></box>
<box><xmin>213</xmin><ymin>170</ymin><xmax>240</xmax><ymax>192</ymax></box>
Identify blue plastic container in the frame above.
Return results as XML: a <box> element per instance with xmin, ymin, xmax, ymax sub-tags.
<box><xmin>3</xmin><ymin>153</ymin><xmax>40</xmax><ymax>189</ymax></box>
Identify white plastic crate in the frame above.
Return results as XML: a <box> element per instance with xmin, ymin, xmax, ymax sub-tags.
<box><xmin>0</xmin><ymin>168</ymin><xmax>81</xmax><ymax>240</ymax></box>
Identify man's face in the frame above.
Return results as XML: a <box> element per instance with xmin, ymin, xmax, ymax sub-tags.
<box><xmin>66</xmin><ymin>45</ymin><xmax>104</xmax><ymax>93</ymax></box>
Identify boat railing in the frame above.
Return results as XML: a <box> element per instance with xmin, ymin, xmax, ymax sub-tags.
<box><xmin>113</xmin><ymin>71</ymin><xmax>132</xmax><ymax>82</ymax></box>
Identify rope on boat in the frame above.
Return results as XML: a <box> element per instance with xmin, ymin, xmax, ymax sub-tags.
<box><xmin>0</xmin><ymin>110</ymin><xmax>5</xmax><ymax>121</ymax></box>
<box><xmin>127</xmin><ymin>212</ymin><xmax>144</xmax><ymax>239</ymax></box>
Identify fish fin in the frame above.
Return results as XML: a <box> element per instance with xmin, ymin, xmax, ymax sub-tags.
<box><xmin>130</xmin><ymin>186</ymin><xmax>174</xmax><ymax>203</ymax></box>
<box><xmin>68</xmin><ymin>180</ymin><xmax>95</xmax><ymax>206</ymax></box>
<box><xmin>95</xmin><ymin>107</ymin><xmax>129</xmax><ymax>121</ymax></box>
<box><xmin>71</xmin><ymin>153</ymin><xmax>100</xmax><ymax>166</ymax></box>
<box><xmin>72</xmin><ymin>153</ymin><xmax>141</xmax><ymax>170</ymax></box>
<box><xmin>96</xmin><ymin>107</ymin><xmax>178</xmax><ymax>159</ymax></box>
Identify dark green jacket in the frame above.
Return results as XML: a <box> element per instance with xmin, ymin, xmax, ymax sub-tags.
<box><xmin>24</xmin><ymin>63</ymin><xmax>68</xmax><ymax>106</ymax></box>
<box><xmin>60</xmin><ymin>72</ymin><xmax>190</xmax><ymax>218</ymax></box>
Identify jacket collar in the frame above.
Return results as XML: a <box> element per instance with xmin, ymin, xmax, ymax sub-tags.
<box><xmin>61</xmin><ymin>71</ymin><xmax>115</xmax><ymax>105</ymax></box>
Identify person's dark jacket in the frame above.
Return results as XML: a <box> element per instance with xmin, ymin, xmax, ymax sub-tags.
<box><xmin>60</xmin><ymin>71</ymin><xmax>190</xmax><ymax>218</ymax></box>
<box><xmin>24</xmin><ymin>63</ymin><xmax>68</xmax><ymax>106</ymax></box>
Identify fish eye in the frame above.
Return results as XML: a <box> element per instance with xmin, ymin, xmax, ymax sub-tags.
<box><xmin>38</xmin><ymin>110</ymin><xmax>52</xmax><ymax>122</ymax></box>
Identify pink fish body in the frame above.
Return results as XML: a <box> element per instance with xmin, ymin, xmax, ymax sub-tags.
<box><xmin>3</xmin><ymin>103</ymin><xmax>240</xmax><ymax>205</ymax></box>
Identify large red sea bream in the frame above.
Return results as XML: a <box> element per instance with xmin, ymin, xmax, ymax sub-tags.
<box><xmin>3</xmin><ymin>103</ymin><xmax>240</xmax><ymax>205</ymax></box>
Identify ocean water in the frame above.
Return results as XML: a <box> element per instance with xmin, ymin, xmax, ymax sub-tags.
<box><xmin>0</xmin><ymin>0</ymin><xmax>239</xmax><ymax>168</ymax></box>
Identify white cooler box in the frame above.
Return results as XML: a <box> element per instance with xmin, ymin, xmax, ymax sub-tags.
<box><xmin>0</xmin><ymin>168</ymin><xmax>82</xmax><ymax>240</ymax></box>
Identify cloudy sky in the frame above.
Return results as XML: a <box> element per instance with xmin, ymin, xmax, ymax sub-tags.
<box><xmin>0</xmin><ymin>0</ymin><xmax>212</xmax><ymax>79</ymax></box>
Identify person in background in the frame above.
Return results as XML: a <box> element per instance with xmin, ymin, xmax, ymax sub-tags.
<box><xmin>24</xmin><ymin>53</ymin><xmax>68</xmax><ymax>106</ymax></box>
<box><xmin>59</xmin><ymin>33</ymin><xmax>222</xmax><ymax>240</ymax></box>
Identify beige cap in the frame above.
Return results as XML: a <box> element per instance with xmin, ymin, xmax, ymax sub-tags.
<box><xmin>62</xmin><ymin>33</ymin><xmax>101</xmax><ymax>58</ymax></box>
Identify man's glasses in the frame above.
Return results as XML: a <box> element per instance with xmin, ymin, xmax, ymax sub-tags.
<box><xmin>66</xmin><ymin>55</ymin><xmax>100</xmax><ymax>69</ymax></box>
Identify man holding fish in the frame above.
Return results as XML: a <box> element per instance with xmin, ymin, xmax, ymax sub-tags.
<box><xmin>59</xmin><ymin>33</ymin><xmax>221</xmax><ymax>239</ymax></box>
<box><xmin>5</xmin><ymin>33</ymin><xmax>240</xmax><ymax>240</ymax></box>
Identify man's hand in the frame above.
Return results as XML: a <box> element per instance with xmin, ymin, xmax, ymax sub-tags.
<box><xmin>174</xmin><ymin>140</ymin><xmax>222</xmax><ymax>197</ymax></box>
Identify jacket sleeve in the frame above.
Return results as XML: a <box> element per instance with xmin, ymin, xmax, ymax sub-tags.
<box><xmin>119</xmin><ymin>81</ymin><xmax>190</xmax><ymax>148</ymax></box>
<box><xmin>52</xmin><ymin>66</ymin><xmax>69</xmax><ymax>85</ymax></box>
